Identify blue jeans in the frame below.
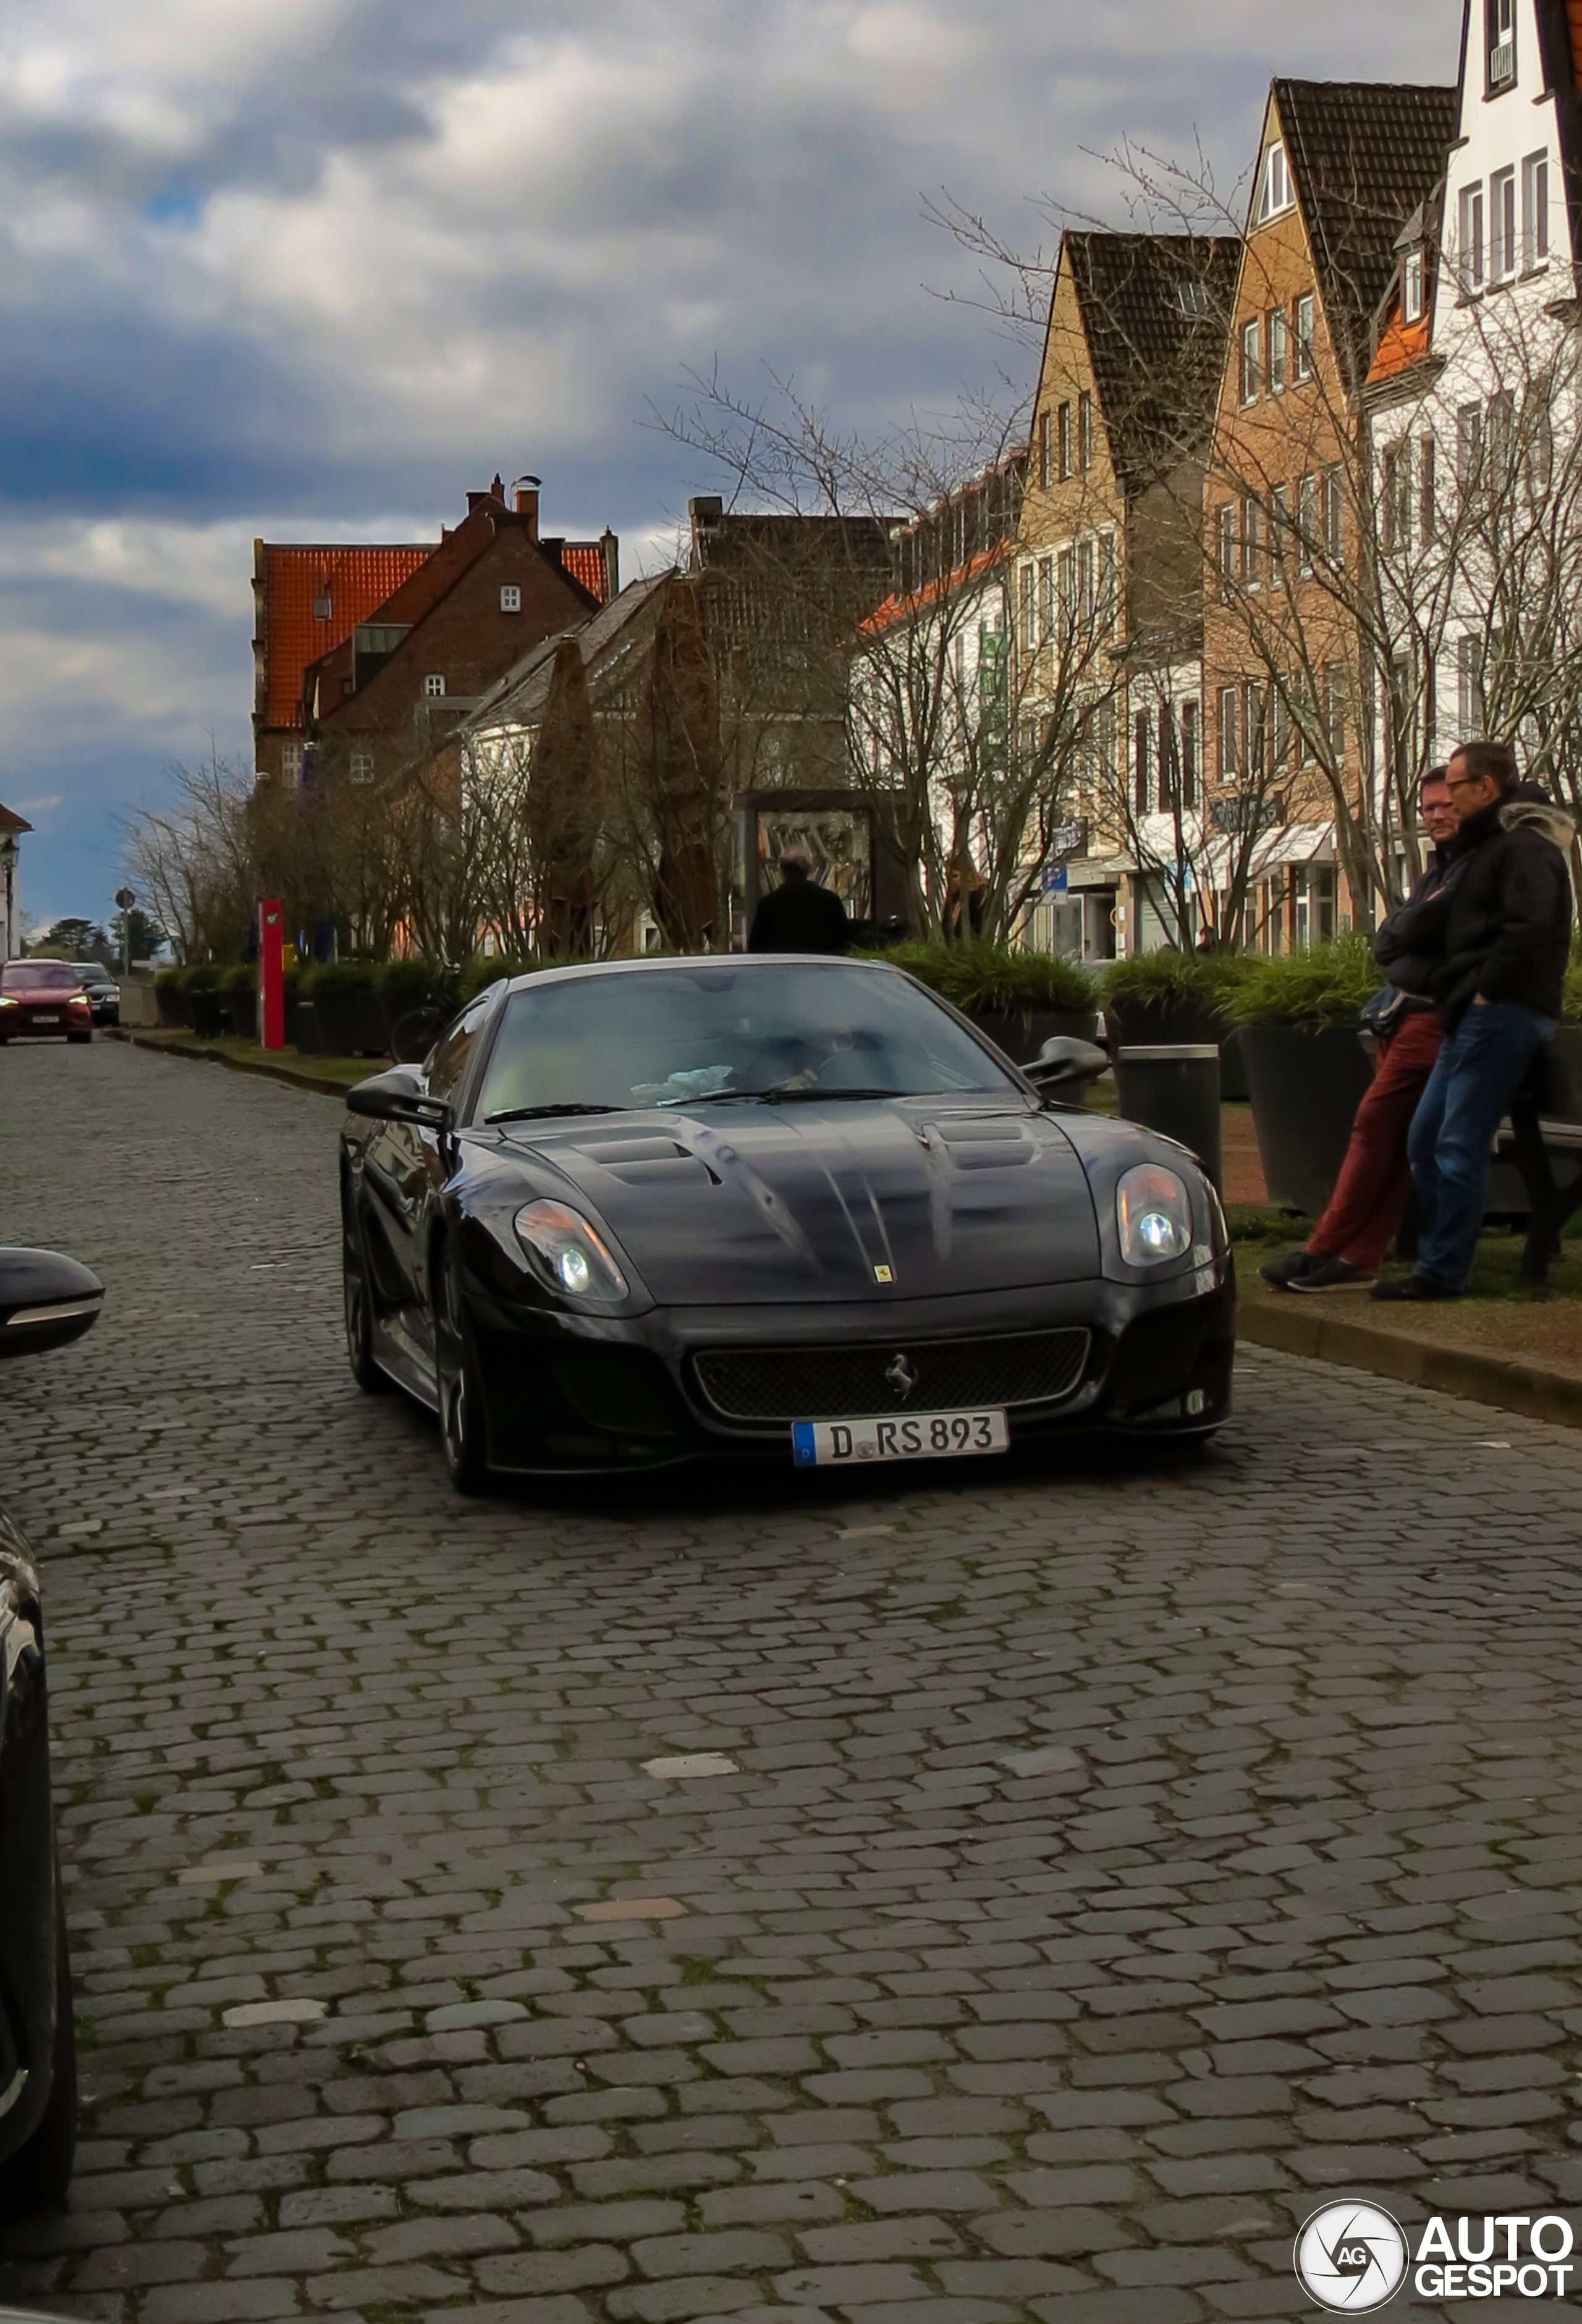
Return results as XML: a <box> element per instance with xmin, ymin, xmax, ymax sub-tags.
<box><xmin>1407</xmin><ymin>1000</ymin><xmax>1555</xmax><ymax>1291</ymax></box>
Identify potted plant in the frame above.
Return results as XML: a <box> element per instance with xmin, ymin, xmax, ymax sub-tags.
<box><xmin>184</xmin><ymin>964</ymin><xmax>227</xmax><ymax>1039</ymax></box>
<box><xmin>1099</xmin><ymin>949</ymin><xmax>1255</xmax><ymax>1100</ymax></box>
<box><xmin>219</xmin><ymin>964</ymin><xmax>257</xmax><ymax>1041</ymax></box>
<box><xmin>154</xmin><ymin>966</ymin><xmax>191</xmax><ymax>1029</ymax></box>
<box><xmin>300</xmin><ymin>960</ymin><xmax>386</xmax><ymax>1057</ymax></box>
<box><xmin>874</xmin><ymin>942</ymin><xmax>1099</xmax><ymax>1063</ymax></box>
<box><xmin>1230</xmin><ymin>937</ymin><xmax>1381</xmax><ymax>1215</ymax></box>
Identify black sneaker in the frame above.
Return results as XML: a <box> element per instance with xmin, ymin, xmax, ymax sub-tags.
<box><xmin>1369</xmin><ymin>1274</ymin><xmax>1460</xmax><ymax>1303</ymax></box>
<box><xmin>1291</xmin><ymin>1257</ymin><xmax>1373</xmax><ymax>1291</ymax></box>
<box><xmin>1259</xmin><ymin>1249</ymin><xmax>1322</xmax><ymax>1290</ymax></box>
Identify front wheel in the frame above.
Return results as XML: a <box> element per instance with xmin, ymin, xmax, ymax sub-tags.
<box><xmin>342</xmin><ymin>1225</ymin><xmax>387</xmax><ymax>1395</ymax></box>
<box><xmin>435</xmin><ymin>1242</ymin><xmax>488</xmax><ymax>1495</ymax></box>
<box><xmin>0</xmin><ymin>1874</ymin><xmax>76</xmax><ymax>2215</ymax></box>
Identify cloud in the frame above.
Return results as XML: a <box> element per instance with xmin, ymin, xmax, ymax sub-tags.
<box><xmin>0</xmin><ymin>0</ymin><xmax>1458</xmax><ymax>921</ymax></box>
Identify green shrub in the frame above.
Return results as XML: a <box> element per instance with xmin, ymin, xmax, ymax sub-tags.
<box><xmin>866</xmin><ymin>942</ymin><xmax>1097</xmax><ymax>1015</ymax></box>
<box><xmin>155</xmin><ymin>966</ymin><xmax>183</xmax><ymax>993</ymax></box>
<box><xmin>455</xmin><ymin>954</ymin><xmax>547</xmax><ymax>1004</ymax></box>
<box><xmin>298</xmin><ymin>959</ymin><xmax>379</xmax><ymax>1002</ymax></box>
<box><xmin>1101</xmin><ymin>949</ymin><xmax>1251</xmax><ymax>1018</ymax></box>
<box><xmin>181</xmin><ymin>963</ymin><xmax>223</xmax><ymax>994</ymax></box>
<box><xmin>1565</xmin><ymin>940</ymin><xmax>1582</xmax><ymax>1023</ymax></box>
<box><xmin>220</xmin><ymin>963</ymin><xmax>256</xmax><ymax>997</ymax></box>
<box><xmin>375</xmin><ymin>958</ymin><xmax>455</xmax><ymax>1018</ymax></box>
<box><xmin>1229</xmin><ymin>934</ymin><xmax>1382</xmax><ymax>1028</ymax></box>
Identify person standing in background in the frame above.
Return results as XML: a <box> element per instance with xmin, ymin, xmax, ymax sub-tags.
<box><xmin>747</xmin><ymin>844</ymin><xmax>852</xmax><ymax>955</ymax></box>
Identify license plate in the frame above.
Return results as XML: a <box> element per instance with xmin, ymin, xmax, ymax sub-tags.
<box><xmin>33</xmin><ymin>1014</ymin><xmax>58</xmax><ymax>1025</ymax></box>
<box><xmin>792</xmin><ymin>1409</ymin><xmax>1009</xmax><ymax>1467</ymax></box>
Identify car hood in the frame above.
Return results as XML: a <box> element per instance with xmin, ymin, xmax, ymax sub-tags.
<box><xmin>502</xmin><ymin>1099</ymin><xmax>1101</xmax><ymax>1304</ymax></box>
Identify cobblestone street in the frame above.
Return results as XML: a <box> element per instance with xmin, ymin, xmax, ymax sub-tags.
<box><xmin>3</xmin><ymin>1037</ymin><xmax>1582</xmax><ymax>2323</ymax></box>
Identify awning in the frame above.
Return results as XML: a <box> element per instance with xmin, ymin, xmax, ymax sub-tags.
<box><xmin>1194</xmin><ymin>819</ymin><xmax>1334</xmax><ymax>890</ymax></box>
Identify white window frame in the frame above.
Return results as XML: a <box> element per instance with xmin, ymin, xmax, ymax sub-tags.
<box><xmin>1458</xmin><ymin>183</ymin><xmax>1486</xmax><ymax>292</ymax></box>
<box><xmin>1294</xmin><ymin>290</ymin><xmax>1315</xmax><ymax>381</ymax></box>
<box><xmin>1488</xmin><ymin>0</ymin><xmax>1515</xmax><ymax>90</ymax></box>
<box><xmin>1268</xmin><ymin>306</ymin><xmax>1288</xmax><ymax>393</ymax></box>
<box><xmin>1217</xmin><ymin>685</ymin><xmax>1238</xmax><ymax>779</ymax></box>
<box><xmin>1490</xmin><ymin>166</ymin><xmax>1516</xmax><ymax>281</ymax></box>
<box><xmin>1522</xmin><ymin>150</ymin><xmax>1550</xmax><ymax>269</ymax></box>
<box><xmin>1403</xmin><ymin>248</ymin><xmax>1424</xmax><ymax>324</ymax></box>
<box><xmin>499</xmin><ymin>584</ymin><xmax>522</xmax><ymax>614</ymax></box>
<box><xmin>424</xmin><ymin>673</ymin><xmax>446</xmax><ymax>699</ymax></box>
<box><xmin>1240</xmin><ymin>316</ymin><xmax>1261</xmax><ymax>404</ymax></box>
<box><xmin>350</xmin><ymin>750</ymin><xmax>375</xmax><ymax>785</ymax></box>
<box><xmin>1261</xmin><ymin>142</ymin><xmax>1293</xmax><ymax>221</ymax></box>
<box><xmin>1018</xmin><ymin>562</ymin><xmax>1036</xmax><ymax>653</ymax></box>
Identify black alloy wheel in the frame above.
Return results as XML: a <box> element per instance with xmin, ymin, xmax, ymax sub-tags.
<box><xmin>342</xmin><ymin>1199</ymin><xmax>387</xmax><ymax>1395</ymax></box>
<box><xmin>434</xmin><ymin>1239</ymin><xmax>488</xmax><ymax>1495</ymax></box>
<box><xmin>0</xmin><ymin>1870</ymin><xmax>77</xmax><ymax>2215</ymax></box>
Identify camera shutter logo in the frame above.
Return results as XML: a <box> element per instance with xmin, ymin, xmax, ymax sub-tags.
<box><xmin>1294</xmin><ymin>2202</ymin><xmax>1408</xmax><ymax>2312</ymax></box>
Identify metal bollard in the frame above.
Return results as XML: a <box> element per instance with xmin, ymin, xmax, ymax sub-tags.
<box><xmin>1114</xmin><ymin>1044</ymin><xmax>1223</xmax><ymax>1194</ymax></box>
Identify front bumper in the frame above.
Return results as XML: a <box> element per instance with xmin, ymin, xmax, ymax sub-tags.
<box><xmin>0</xmin><ymin>1544</ymin><xmax>61</xmax><ymax>2171</ymax></box>
<box><xmin>461</xmin><ymin>1264</ymin><xmax>1236</xmax><ymax>1475</ymax></box>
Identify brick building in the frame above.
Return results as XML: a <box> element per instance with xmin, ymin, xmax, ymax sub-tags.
<box><xmin>252</xmin><ymin>540</ymin><xmax>432</xmax><ymax>787</ymax></box>
<box><xmin>0</xmin><ymin>800</ymin><xmax>30</xmax><ymax>960</ymax></box>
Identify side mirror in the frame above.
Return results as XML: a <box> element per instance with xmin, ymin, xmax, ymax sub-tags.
<box><xmin>0</xmin><ymin>1248</ymin><xmax>104</xmax><ymax>1359</ymax></box>
<box><xmin>1026</xmin><ymin>1036</ymin><xmax>1110</xmax><ymax>1091</ymax></box>
<box><xmin>346</xmin><ymin>1066</ymin><xmax>453</xmax><ymax>1130</ymax></box>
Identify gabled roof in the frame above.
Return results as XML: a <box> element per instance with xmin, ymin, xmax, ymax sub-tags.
<box><xmin>255</xmin><ymin>543</ymin><xmax>432</xmax><ymax>732</ymax></box>
<box><xmin>306</xmin><ymin>500</ymin><xmax>606</xmax><ymax>729</ymax></box>
<box><xmin>0</xmin><ymin>800</ymin><xmax>32</xmax><ymax>835</ymax></box>
<box><xmin>1064</xmin><ymin>232</ymin><xmax>1241</xmax><ymax>492</ymax></box>
<box><xmin>468</xmin><ymin>572</ymin><xmax>675</xmax><ymax>735</ymax></box>
<box><xmin>1275</xmin><ymin>80</ymin><xmax>1459</xmax><ymax>391</ymax></box>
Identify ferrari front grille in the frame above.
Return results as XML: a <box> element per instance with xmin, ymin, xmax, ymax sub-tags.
<box><xmin>691</xmin><ymin>1329</ymin><xmax>1091</xmax><ymax>1424</ymax></box>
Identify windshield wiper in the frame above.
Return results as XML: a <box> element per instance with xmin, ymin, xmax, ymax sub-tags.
<box><xmin>485</xmin><ymin>1102</ymin><xmax>625</xmax><ymax>1126</ymax></box>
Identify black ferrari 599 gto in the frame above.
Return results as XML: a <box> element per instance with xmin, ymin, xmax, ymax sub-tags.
<box><xmin>339</xmin><ymin>956</ymin><xmax>1234</xmax><ymax>1492</ymax></box>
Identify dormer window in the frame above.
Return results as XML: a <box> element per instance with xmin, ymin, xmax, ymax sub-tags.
<box><xmin>1403</xmin><ymin>248</ymin><xmax>1425</xmax><ymax>324</ymax></box>
<box><xmin>1177</xmin><ymin>279</ymin><xmax>1207</xmax><ymax>318</ymax></box>
<box><xmin>1487</xmin><ymin>0</ymin><xmax>1515</xmax><ymax>90</ymax></box>
<box><xmin>1261</xmin><ymin>142</ymin><xmax>1293</xmax><ymax>222</ymax></box>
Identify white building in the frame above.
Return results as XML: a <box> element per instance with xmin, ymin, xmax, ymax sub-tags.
<box><xmin>0</xmin><ymin>802</ymin><xmax>30</xmax><ymax>960</ymax></box>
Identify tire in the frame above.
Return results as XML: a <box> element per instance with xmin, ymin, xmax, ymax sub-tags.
<box><xmin>342</xmin><ymin>1199</ymin><xmax>387</xmax><ymax>1396</ymax></box>
<box><xmin>0</xmin><ymin>1874</ymin><xmax>77</xmax><ymax>2215</ymax></box>
<box><xmin>434</xmin><ymin>1240</ymin><xmax>489</xmax><ymax>1495</ymax></box>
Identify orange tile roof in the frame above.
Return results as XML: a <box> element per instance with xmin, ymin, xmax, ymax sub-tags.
<box><xmin>1570</xmin><ymin>0</ymin><xmax>1582</xmax><ymax>84</ymax></box>
<box><xmin>258</xmin><ymin>543</ymin><xmax>433</xmax><ymax>731</ymax></box>
<box><xmin>858</xmin><ymin>539</ymin><xmax>1013</xmax><ymax>639</ymax></box>
<box><xmin>561</xmin><ymin>541</ymin><xmax>608</xmax><ymax>601</ymax></box>
<box><xmin>1367</xmin><ymin>308</ymin><xmax>1431</xmax><ymax>386</ymax></box>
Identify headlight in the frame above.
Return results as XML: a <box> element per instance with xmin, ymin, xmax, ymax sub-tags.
<box><xmin>1117</xmin><ymin>1164</ymin><xmax>1193</xmax><ymax>1264</ymax></box>
<box><xmin>514</xmin><ymin>1199</ymin><xmax>628</xmax><ymax>1300</ymax></box>
<box><xmin>0</xmin><ymin>997</ymin><xmax>15</xmax><ymax>1009</ymax></box>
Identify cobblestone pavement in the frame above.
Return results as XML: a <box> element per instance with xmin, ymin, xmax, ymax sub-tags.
<box><xmin>2</xmin><ymin>1038</ymin><xmax>1581</xmax><ymax>2324</ymax></box>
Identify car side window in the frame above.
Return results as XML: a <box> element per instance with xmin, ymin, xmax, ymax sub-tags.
<box><xmin>425</xmin><ymin>993</ymin><xmax>499</xmax><ymax>1105</ymax></box>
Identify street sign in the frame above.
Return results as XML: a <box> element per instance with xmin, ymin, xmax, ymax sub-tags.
<box><xmin>1041</xmin><ymin>862</ymin><xmax>1070</xmax><ymax>897</ymax></box>
<box><xmin>1047</xmin><ymin>818</ymin><xmax>1088</xmax><ymax>858</ymax></box>
<box><xmin>114</xmin><ymin>887</ymin><xmax>135</xmax><ymax>911</ymax></box>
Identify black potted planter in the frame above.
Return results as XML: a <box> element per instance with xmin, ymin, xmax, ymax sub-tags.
<box><xmin>221</xmin><ymin>984</ymin><xmax>256</xmax><ymax>1040</ymax></box>
<box><xmin>309</xmin><ymin>980</ymin><xmax>386</xmax><ymax>1057</ymax></box>
<box><xmin>1103</xmin><ymin>997</ymin><xmax>1228</xmax><ymax>1052</ymax></box>
<box><xmin>970</xmin><ymin>1007</ymin><xmax>1101</xmax><ymax>1065</ymax></box>
<box><xmin>155</xmin><ymin>980</ymin><xmax>191</xmax><ymax>1029</ymax></box>
<box><xmin>188</xmin><ymin>989</ymin><xmax>227</xmax><ymax>1039</ymax></box>
<box><xmin>1238</xmin><ymin>1025</ymin><xmax>1375</xmax><ymax>1216</ymax></box>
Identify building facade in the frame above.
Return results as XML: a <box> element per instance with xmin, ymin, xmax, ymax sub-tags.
<box><xmin>0</xmin><ymin>801</ymin><xmax>30</xmax><ymax>960</ymax></box>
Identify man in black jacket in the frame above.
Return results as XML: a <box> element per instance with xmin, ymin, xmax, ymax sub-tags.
<box><xmin>747</xmin><ymin>845</ymin><xmax>852</xmax><ymax>955</ymax></box>
<box><xmin>1373</xmin><ymin>740</ymin><xmax>1574</xmax><ymax>1301</ymax></box>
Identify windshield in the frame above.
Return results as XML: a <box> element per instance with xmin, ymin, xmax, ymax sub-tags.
<box><xmin>78</xmin><ymin>965</ymin><xmax>112</xmax><ymax>982</ymax></box>
<box><xmin>2</xmin><ymin>963</ymin><xmax>82</xmax><ymax>994</ymax></box>
<box><xmin>473</xmin><ymin>963</ymin><xmax>1019</xmax><ymax>1122</ymax></box>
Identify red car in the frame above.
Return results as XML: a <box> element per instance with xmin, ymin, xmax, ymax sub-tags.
<box><xmin>0</xmin><ymin>961</ymin><xmax>94</xmax><ymax>1044</ymax></box>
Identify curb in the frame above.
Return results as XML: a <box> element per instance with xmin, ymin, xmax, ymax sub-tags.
<box><xmin>114</xmin><ymin>1029</ymin><xmax>354</xmax><ymax>1103</ymax></box>
<box><xmin>1237</xmin><ymin>1290</ymin><xmax>1582</xmax><ymax>1434</ymax></box>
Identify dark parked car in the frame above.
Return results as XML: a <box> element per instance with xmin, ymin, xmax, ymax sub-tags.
<box><xmin>339</xmin><ymin>957</ymin><xmax>1235</xmax><ymax>1492</ymax></box>
<box><xmin>0</xmin><ymin>963</ymin><xmax>93</xmax><ymax>1046</ymax></box>
<box><xmin>0</xmin><ymin>1248</ymin><xmax>103</xmax><ymax>2213</ymax></box>
<box><xmin>74</xmin><ymin>966</ymin><xmax>121</xmax><ymax>1028</ymax></box>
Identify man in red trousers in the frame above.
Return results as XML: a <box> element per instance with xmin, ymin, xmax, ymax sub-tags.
<box><xmin>1261</xmin><ymin>766</ymin><xmax>1460</xmax><ymax>1291</ymax></box>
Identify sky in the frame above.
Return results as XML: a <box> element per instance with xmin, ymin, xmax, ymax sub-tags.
<box><xmin>0</xmin><ymin>0</ymin><xmax>1459</xmax><ymax>932</ymax></box>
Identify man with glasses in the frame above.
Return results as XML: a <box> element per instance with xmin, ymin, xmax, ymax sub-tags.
<box><xmin>1263</xmin><ymin>767</ymin><xmax>1459</xmax><ymax>1291</ymax></box>
<box><xmin>1373</xmin><ymin>739</ymin><xmax>1573</xmax><ymax>1302</ymax></box>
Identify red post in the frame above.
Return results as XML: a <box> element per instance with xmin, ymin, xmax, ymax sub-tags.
<box><xmin>259</xmin><ymin>898</ymin><xmax>285</xmax><ymax>1050</ymax></box>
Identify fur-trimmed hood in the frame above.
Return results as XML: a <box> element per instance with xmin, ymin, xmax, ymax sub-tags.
<box><xmin>1500</xmin><ymin>792</ymin><xmax>1576</xmax><ymax>853</ymax></box>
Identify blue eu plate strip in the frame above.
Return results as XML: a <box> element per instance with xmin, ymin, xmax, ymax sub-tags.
<box><xmin>791</xmin><ymin>1422</ymin><xmax>818</xmax><ymax>1468</ymax></box>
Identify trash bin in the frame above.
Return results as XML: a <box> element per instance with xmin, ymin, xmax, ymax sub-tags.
<box><xmin>1114</xmin><ymin>1044</ymin><xmax>1222</xmax><ymax>1194</ymax></box>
